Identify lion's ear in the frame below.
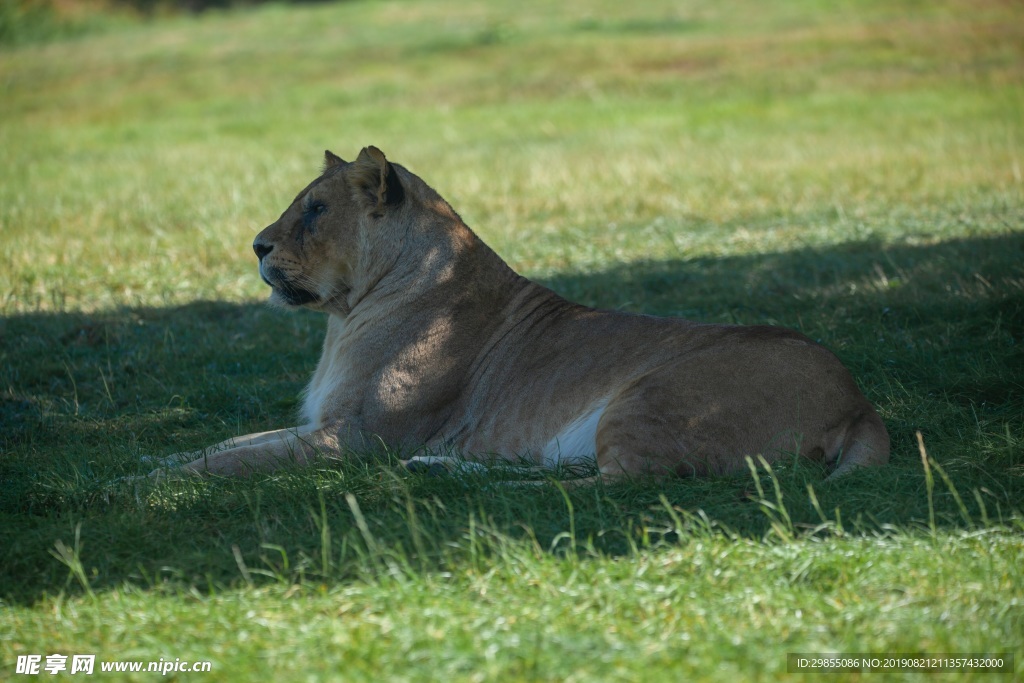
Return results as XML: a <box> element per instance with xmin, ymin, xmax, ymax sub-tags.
<box><xmin>352</xmin><ymin>146</ymin><xmax>404</xmax><ymax>213</ymax></box>
<box><xmin>324</xmin><ymin>150</ymin><xmax>346</xmax><ymax>170</ymax></box>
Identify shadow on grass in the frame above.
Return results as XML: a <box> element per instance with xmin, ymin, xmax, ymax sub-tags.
<box><xmin>1</xmin><ymin>232</ymin><xmax>1021</xmax><ymax>603</ymax></box>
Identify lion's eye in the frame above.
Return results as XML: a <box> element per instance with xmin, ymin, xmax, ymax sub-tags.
<box><xmin>302</xmin><ymin>201</ymin><xmax>327</xmax><ymax>231</ymax></box>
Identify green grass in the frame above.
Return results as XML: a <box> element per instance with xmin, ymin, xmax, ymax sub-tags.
<box><xmin>1</xmin><ymin>0</ymin><xmax>1023</xmax><ymax>680</ymax></box>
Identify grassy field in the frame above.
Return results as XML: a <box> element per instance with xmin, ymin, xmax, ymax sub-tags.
<box><xmin>2</xmin><ymin>0</ymin><xmax>1023</xmax><ymax>680</ymax></box>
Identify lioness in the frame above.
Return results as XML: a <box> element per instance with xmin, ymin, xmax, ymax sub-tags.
<box><xmin>162</xmin><ymin>146</ymin><xmax>889</xmax><ymax>483</ymax></box>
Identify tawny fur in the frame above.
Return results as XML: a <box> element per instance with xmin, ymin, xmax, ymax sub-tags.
<box><xmin>163</xmin><ymin>146</ymin><xmax>889</xmax><ymax>483</ymax></box>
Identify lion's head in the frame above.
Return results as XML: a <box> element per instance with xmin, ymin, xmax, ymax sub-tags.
<box><xmin>252</xmin><ymin>146</ymin><xmax>416</xmax><ymax>313</ymax></box>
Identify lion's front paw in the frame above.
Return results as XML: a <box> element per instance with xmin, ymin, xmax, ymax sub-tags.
<box><xmin>145</xmin><ymin>466</ymin><xmax>192</xmax><ymax>482</ymax></box>
<box><xmin>139</xmin><ymin>452</ymin><xmax>194</xmax><ymax>468</ymax></box>
<box><xmin>113</xmin><ymin>464</ymin><xmax>188</xmax><ymax>486</ymax></box>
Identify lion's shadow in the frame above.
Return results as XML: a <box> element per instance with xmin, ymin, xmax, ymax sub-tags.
<box><xmin>1</xmin><ymin>231</ymin><xmax>1021</xmax><ymax>602</ymax></box>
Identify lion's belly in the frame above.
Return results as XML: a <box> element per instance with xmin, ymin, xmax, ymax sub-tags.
<box><xmin>538</xmin><ymin>397</ymin><xmax>610</xmax><ymax>467</ymax></box>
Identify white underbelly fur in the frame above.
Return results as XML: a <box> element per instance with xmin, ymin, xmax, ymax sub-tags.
<box><xmin>541</xmin><ymin>397</ymin><xmax>610</xmax><ymax>468</ymax></box>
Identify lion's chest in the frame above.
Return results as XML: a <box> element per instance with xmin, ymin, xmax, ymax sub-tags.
<box><xmin>302</xmin><ymin>367</ymin><xmax>341</xmax><ymax>427</ymax></box>
<box><xmin>301</xmin><ymin>320</ymin><xmax>353</xmax><ymax>426</ymax></box>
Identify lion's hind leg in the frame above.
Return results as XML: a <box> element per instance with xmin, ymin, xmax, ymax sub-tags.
<box><xmin>590</xmin><ymin>374</ymin><xmax>731</xmax><ymax>484</ymax></box>
<box><xmin>825</xmin><ymin>411</ymin><xmax>890</xmax><ymax>480</ymax></box>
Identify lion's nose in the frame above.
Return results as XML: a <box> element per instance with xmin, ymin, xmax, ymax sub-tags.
<box><xmin>253</xmin><ymin>241</ymin><xmax>273</xmax><ymax>260</ymax></box>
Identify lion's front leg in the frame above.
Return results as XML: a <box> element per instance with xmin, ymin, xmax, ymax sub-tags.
<box><xmin>152</xmin><ymin>425</ymin><xmax>339</xmax><ymax>478</ymax></box>
<box><xmin>144</xmin><ymin>425</ymin><xmax>317</xmax><ymax>469</ymax></box>
<box><xmin>210</xmin><ymin>425</ymin><xmax>318</xmax><ymax>451</ymax></box>
<box><xmin>177</xmin><ymin>443</ymin><xmax>291</xmax><ymax>477</ymax></box>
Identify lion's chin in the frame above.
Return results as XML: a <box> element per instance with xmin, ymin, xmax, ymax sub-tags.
<box><xmin>269</xmin><ymin>286</ymin><xmax>320</xmax><ymax>307</ymax></box>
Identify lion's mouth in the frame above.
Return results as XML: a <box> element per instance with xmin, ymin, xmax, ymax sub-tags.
<box><xmin>260</xmin><ymin>265</ymin><xmax>319</xmax><ymax>306</ymax></box>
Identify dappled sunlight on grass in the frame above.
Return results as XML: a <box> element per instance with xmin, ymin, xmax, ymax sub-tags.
<box><xmin>2</xmin><ymin>1</ymin><xmax>1022</xmax><ymax>314</ymax></box>
<box><xmin>1</xmin><ymin>0</ymin><xmax>1022</xmax><ymax>678</ymax></box>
